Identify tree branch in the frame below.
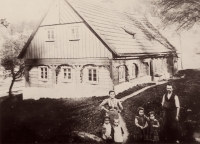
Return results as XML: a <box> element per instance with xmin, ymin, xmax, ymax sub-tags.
<box><xmin>0</xmin><ymin>19</ymin><xmax>9</xmax><ymax>28</ymax></box>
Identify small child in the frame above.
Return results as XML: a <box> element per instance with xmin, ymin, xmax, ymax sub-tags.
<box><xmin>148</xmin><ymin>111</ymin><xmax>160</xmax><ymax>142</ymax></box>
<box><xmin>112</xmin><ymin>119</ymin><xmax>124</xmax><ymax>144</ymax></box>
<box><xmin>134</xmin><ymin>107</ymin><xmax>149</xmax><ymax>142</ymax></box>
<box><xmin>102</xmin><ymin>117</ymin><xmax>113</xmax><ymax>143</ymax></box>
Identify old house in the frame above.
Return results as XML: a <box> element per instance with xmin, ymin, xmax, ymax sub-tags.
<box><xmin>18</xmin><ymin>0</ymin><xmax>179</xmax><ymax>99</ymax></box>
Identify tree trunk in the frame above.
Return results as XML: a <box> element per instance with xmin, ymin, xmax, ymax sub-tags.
<box><xmin>8</xmin><ymin>68</ymin><xmax>15</xmax><ymax>97</ymax></box>
<box><xmin>9</xmin><ymin>79</ymin><xmax>15</xmax><ymax>97</ymax></box>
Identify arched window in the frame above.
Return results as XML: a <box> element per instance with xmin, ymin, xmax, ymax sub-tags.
<box><xmin>140</xmin><ymin>62</ymin><xmax>149</xmax><ymax>76</ymax></box>
<box><xmin>62</xmin><ymin>66</ymin><xmax>73</xmax><ymax>82</ymax></box>
<box><xmin>119</xmin><ymin>66</ymin><xmax>125</xmax><ymax>82</ymax></box>
<box><xmin>131</xmin><ymin>63</ymin><xmax>138</xmax><ymax>78</ymax></box>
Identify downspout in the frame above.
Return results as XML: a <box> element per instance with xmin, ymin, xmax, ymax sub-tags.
<box><xmin>179</xmin><ymin>33</ymin><xmax>183</xmax><ymax>69</ymax></box>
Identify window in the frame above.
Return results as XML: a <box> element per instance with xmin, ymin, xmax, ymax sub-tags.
<box><xmin>119</xmin><ymin>66</ymin><xmax>125</xmax><ymax>82</ymax></box>
<box><xmin>140</xmin><ymin>62</ymin><xmax>149</xmax><ymax>76</ymax></box>
<box><xmin>131</xmin><ymin>64</ymin><xmax>138</xmax><ymax>78</ymax></box>
<box><xmin>39</xmin><ymin>66</ymin><xmax>48</xmax><ymax>81</ymax></box>
<box><xmin>162</xmin><ymin>59</ymin><xmax>167</xmax><ymax>71</ymax></box>
<box><xmin>69</xmin><ymin>27</ymin><xmax>79</xmax><ymax>40</ymax></box>
<box><xmin>155</xmin><ymin>59</ymin><xmax>162</xmax><ymax>74</ymax></box>
<box><xmin>62</xmin><ymin>67</ymin><xmax>72</xmax><ymax>82</ymax></box>
<box><xmin>88</xmin><ymin>68</ymin><xmax>97</xmax><ymax>83</ymax></box>
<box><xmin>46</xmin><ymin>29</ymin><xmax>54</xmax><ymax>42</ymax></box>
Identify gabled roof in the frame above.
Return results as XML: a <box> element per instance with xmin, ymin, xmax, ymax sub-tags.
<box><xmin>18</xmin><ymin>0</ymin><xmax>176</xmax><ymax>58</ymax></box>
<box><xmin>66</xmin><ymin>0</ymin><xmax>176</xmax><ymax>56</ymax></box>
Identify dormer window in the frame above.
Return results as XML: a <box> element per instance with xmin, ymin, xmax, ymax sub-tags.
<box><xmin>69</xmin><ymin>27</ymin><xmax>79</xmax><ymax>41</ymax></box>
<box><xmin>46</xmin><ymin>28</ymin><xmax>54</xmax><ymax>42</ymax></box>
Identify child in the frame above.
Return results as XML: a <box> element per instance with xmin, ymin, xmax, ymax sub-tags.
<box><xmin>148</xmin><ymin>111</ymin><xmax>160</xmax><ymax>142</ymax></box>
<box><xmin>134</xmin><ymin>107</ymin><xmax>149</xmax><ymax>142</ymax></box>
<box><xmin>102</xmin><ymin>117</ymin><xmax>113</xmax><ymax>143</ymax></box>
<box><xmin>112</xmin><ymin>119</ymin><xmax>124</xmax><ymax>144</ymax></box>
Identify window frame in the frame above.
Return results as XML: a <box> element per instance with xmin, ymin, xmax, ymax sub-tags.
<box><xmin>38</xmin><ymin>66</ymin><xmax>49</xmax><ymax>81</ymax></box>
<box><xmin>69</xmin><ymin>26</ymin><xmax>80</xmax><ymax>41</ymax></box>
<box><xmin>62</xmin><ymin>66</ymin><xmax>73</xmax><ymax>82</ymax></box>
<box><xmin>118</xmin><ymin>65</ymin><xmax>125</xmax><ymax>83</ymax></box>
<box><xmin>131</xmin><ymin>64</ymin><xmax>137</xmax><ymax>79</ymax></box>
<box><xmin>46</xmin><ymin>28</ymin><xmax>55</xmax><ymax>42</ymax></box>
<box><xmin>87</xmin><ymin>67</ymin><xmax>98</xmax><ymax>84</ymax></box>
<box><xmin>140</xmin><ymin>62</ymin><xmax>149</xmax><ymax>76</ymax></box>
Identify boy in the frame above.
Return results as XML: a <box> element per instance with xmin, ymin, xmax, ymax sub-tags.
<box><xmin>102</xmin><ymin>117</ymin><xmax>113</xmax><ymax>143</ymax></box>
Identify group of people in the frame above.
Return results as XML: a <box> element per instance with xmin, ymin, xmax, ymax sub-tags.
<box><xmin>100</xmin><ymin>90</ymin><xmax>124</xmax><ymax>144</ymax></box>
<box><xmin>99</xmin><ymin>84</ymin><xmax>180</xmax><ymax>143</ymax></box>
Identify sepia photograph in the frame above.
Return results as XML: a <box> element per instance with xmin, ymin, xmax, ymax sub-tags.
<box><xmin>0</xmin><ymin>0</ymin><xmax>200</xmax><ymax>143</ymax></box>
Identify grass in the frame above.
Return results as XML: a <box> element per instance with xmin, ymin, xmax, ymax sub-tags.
<box><xmin>1</xmin><ymin>70</ymin><xmax>200</xmax><ymax>143</ymax></box>
<box><xmin>0</xmin><ymin>82</ymin><xmax>154</xmax><ymax>143</ymax></box>
<box><xmin>0</xmin><ymin>97</ymin><xmax>107</xmax><ymax>143</ymax></box>
<box><xmin>121</xmin><ymin>69</ymin><xmax>200</xmax><ymax>143</ymax></box>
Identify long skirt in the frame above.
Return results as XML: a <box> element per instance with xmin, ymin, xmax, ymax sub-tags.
<box><xmin>106</xmin><ymin>110</ymin><xmax>119</xmax><ymax>125</ymax></box>
<box><xmin>134</xmin><ymin>127</ymin><xmax>149</xmax><ymax>141</ymax></box>
<box><xmin>149</xmin><ymin>128</ymin><xmax>159</xmax><ymax>142</ymax></box>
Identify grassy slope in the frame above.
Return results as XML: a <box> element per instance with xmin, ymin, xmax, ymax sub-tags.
<box><xmin>1</xmin><ymin>69</ymin><xmax>200</xmax><ymax>143</ymax></box>
<box><xmin>0</xmin><ymin>82</ymin><xmax>154</xmax><ymax>143</ymax></box>
<box><xmin>122</xmin><ymin>69</ymin><xmax>200</xmax><ymax>143</ymax></box>
<box><xmin>0</xmin><ymin>97</ymin><xmax>107</xmax><ymax>143</ymax></box>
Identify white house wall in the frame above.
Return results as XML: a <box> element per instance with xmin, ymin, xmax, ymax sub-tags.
<box><xmin>25</xmin><ymin>64</ymin><xmax>113</xmax><ymax>99</ymax></box>
<box><xmin>28</xmin><ymin>66</ymin><xmax>53</xmax><ymax>88</ymax></box>
<box><xmin>24</xmin><ymin>23</ymin><xmax>112</xmax><ymax>59</ymax></box>
<box><xmin>113</xmin><ymin>57</ymin><xmax>173</xmax><ymax>94</ymax></box>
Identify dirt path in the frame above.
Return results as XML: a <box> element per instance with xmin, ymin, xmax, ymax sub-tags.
<box><xmin>119</xmin><ymin>81</ymin><xmax>167</xmax><ymax>143</ymax></box>
<box><xmin>119</xmin><ymin>114</ymin><xmax>129</xmax><ymax>143</ymax></box>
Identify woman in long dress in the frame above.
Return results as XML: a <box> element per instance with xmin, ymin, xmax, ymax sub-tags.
<box><xmin>99</xmin><ymin>90</ymin><xmax>123</xmax><ymax>125</ymax></box>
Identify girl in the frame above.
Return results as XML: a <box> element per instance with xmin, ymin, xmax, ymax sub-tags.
<box><xmin>102</xmin><ymin>117</ymin><xmax>113</xmax><ymax>143</ymax></box>
<box><xmin>112</xmin><ymin>119</ymin><xmax>124</xmax><ymax>144</ymax></box>
<box><xmin>134</xmin><ymin>107</ymin><xmax>149</xmax><ymax>142</ymax></box>
<box><xmin>148</xmin><ymin>111</ymin><xmax>160</xmax><ymax>142</ymax></box>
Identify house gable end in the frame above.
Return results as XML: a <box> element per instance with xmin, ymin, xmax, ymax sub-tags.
<box><xmin>41</xmin><ymin>0</ymin><xmax>83</xmax><ymax>26</ymax></box>
<box><xmin>19</xmin><ymin>0</ymin><xmax>114</xmax><ymax>59</ymax></box>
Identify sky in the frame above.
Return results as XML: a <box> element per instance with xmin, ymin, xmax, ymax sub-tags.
<box><xmin>0</xmin><ymin>0</ymin><xmax>151</xmax><ymax>23</ymax></box>
<box><xmin>0</xmin><ymin>0</ymin><xmax>53</xmax><ymax>23</ymax></box>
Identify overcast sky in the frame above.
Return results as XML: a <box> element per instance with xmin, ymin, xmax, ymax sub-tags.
<box><xmin>0</xmin><ymin>0</ymin><xmax>53</xmax><ymax>23</ymax></box>
<box><xmin>0</xmin><ymin>0</ymin><xmax>151</xmax><ymax>23</ymax></box>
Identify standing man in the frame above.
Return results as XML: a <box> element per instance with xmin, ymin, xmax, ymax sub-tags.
<box><xmin>161</xmin><ymin>84</ymin><xmax>180</xmax><ymax>143</ymax></box>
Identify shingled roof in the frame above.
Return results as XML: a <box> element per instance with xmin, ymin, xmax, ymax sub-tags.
<box><xmin>66</xmin><ymin>0</ymin><xmax>176</xmax><ymax>56</ymax></box>
<box><xmin>18</xmin><ymin>0</ymin><xmax>176</xmax><ymax>58</ymax></box>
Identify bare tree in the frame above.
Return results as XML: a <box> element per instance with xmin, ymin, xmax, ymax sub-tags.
<box><xmin>1</xmin><ymin>35</ymin><xmax>28</xmax><ymax>97</ymax></box>
<box><xmin>152</xmin><ymin>0</ymin><xmax>200</xmax><ymax>32</ymax></box>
